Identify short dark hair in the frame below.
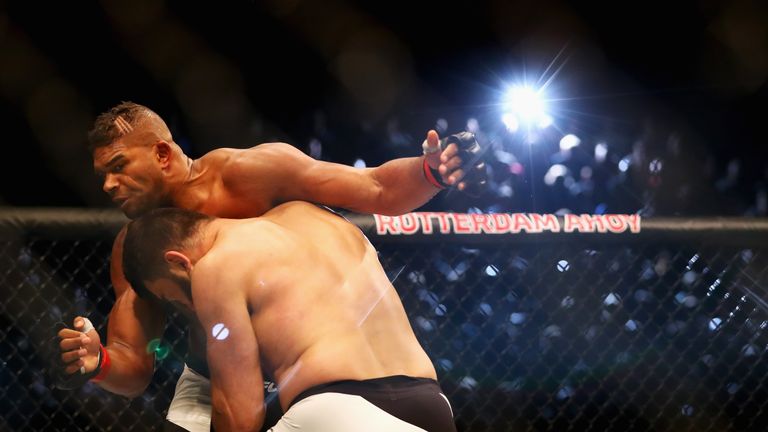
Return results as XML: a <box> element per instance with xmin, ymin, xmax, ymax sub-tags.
<box><xmin>87</xmin><ymin>101</ymin><xmax>156</xmax><ymax>151</ymax></box>
<box><xmin>122</xmin><ymin>208</ymin><xmax>213</xmax><ymax>300</ymax></box>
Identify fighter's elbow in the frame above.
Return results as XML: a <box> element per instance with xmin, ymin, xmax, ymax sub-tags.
<box><xmin>103</xmin><ymin>377</ymin><xmax>149</xmax><ymax>399</ymax></box>
<box><xmin>129</xmin><ymin>371</ymin><xmax>153</xmax><ymax>397</ymax></box>
<box><xmin>232</xmin><ymin>417</ymin><xmax>263</xmax><ymax>432</ymax></box>
<box><xmin>214</xmin><ymin>412</ymin><xmax>263</xmax><ymax>432</ymax></box>
<box><xmin>369</xmin><ymin>185</ymin><xmax>401</xmax><ymax>215</ymax></box>
<box><xmin>356</xmin><ymin>179</ymin><xmax>405</xmax><ymax>216</ymax></box>
<box><xmin>212</xmin><ymin>397</ymin><xmax>264</xmax><ymax>432</ymax></box>
<box><xmin>127</xmin><ymin>353</ymin><xmax>154</xmax><ymax>387</ymax></box>
<box><xmin>109</xmin><ymin>372</ymin><xmax>152</xmax><ymax>399</ymax></box>
<box><xmin>119</xmin><ymin>385</ymin><xmax>148</xmax><ymax>400</ymax></box>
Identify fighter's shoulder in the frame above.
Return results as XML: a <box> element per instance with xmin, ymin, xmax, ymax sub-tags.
<box><xmin>196</xmin><ymin>147</ymin><xmax>239</xmax><ymax>166</ymax></box>
<box><xmin>110</xmin><ymin>225</ymin><xmax>132</xmax><ymax>296</ymax></box>
<box><xmin>189</xmin><ymin>246</ymin><xmax>252</xmax><ymax>297</ymax></box>
<box><xmin>213</xmin><ymin>144</ymin><xmax>306</xmax><ymax>183</ymax></box>
<box><xmin>204</xmin><ymin>142</ymin><xmax>291</xmax><ymax>163</ymax></box>
<box><xmin>110</xmin><ymin>225</ymin><xmax>128</xmax><ymax>264</ymax></box>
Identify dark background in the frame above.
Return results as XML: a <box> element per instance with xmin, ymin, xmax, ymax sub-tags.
<box><xmin>1</xmin><ymin>0</ymin><xmax>766</xmax><ymax>215</ymax></box>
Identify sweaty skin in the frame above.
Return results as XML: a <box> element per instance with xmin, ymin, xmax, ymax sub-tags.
<box><xmin>143</xmin><ymin>202</ymin><xmax>438</xmax><ymax>431</ymax></box>
<box><xmin>58</xmin><ymin>107</ymin><xmax>467</xmax><ymax>398</ymax></box>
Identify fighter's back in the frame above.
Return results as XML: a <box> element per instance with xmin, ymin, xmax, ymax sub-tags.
<box><xmin>199</xmin><ymin>201</ymin><xmax>437</xmax><ymax>410</ymax></box>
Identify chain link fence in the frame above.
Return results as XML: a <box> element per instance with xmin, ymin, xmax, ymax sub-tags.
<box><xmin>1</xmin><ymin>209</ymin><xmax>767</xmax><ymax>431</ymax></box>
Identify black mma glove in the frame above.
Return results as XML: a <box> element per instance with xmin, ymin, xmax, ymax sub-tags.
<box><xmin>430</xmin><ymin>131</ymin><xmax>488</xmax><ymax>196</ymax></box>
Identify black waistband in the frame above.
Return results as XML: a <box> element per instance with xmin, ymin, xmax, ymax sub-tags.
<box><xmin>185</xmin><ymin>355</ymin><xmax>210</xmax><ymax>378</ymax></box>
<box><xmin>289</xmin><ymin>375</ymin><xmax>440</xmax><ymax>409</ymax></box>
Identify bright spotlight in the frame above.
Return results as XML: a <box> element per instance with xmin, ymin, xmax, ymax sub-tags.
<box><xmin>502</xmin><ymin>85</ymin><xmax>550</xmax><ymax>128</ymax></box>
<box><xmin>505</xmin><ymin>86</ymin><xmax>544</xmax><ymax>121</ymax></box>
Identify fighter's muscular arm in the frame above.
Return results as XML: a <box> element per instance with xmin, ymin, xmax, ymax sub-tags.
<box><xmin>99</xmin><ymin>227</ymin><xmax>166</xmax><ymax>396</ymax></box>
<box><xmin>224</xmin><ymin>133</ymin><xmax>446</xmax><ymax>216</ymax></box>
<box><xmin>194</xmin><ymin>259</ymin><xmax>265</xmax><ymax>432</ymax></box>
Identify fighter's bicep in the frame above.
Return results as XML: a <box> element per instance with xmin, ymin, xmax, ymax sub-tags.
<box><xmin>110</xmin><ymin>227</ymin><xmax>131</xmax><ymax>297</ymax></box>
<box><xmin>225</xmin><ymin>143</ymin><xmax>379</xmax><ymax>209</ymax></box>
<box><xmin>107</xmin><ymin>288</ymin><xmax>166</xmax><ymax>354</ymax></box>
<box><xmin>107</xmin><ymin>227</ymin><xmax>166</xmax><ymax>353</ymax></box>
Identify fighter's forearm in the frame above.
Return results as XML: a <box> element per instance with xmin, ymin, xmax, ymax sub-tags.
<box><xmin>368</xmin><ymin>156</ymin><xmax>441</xmax><ymax>215</ymax></box>
<box><xmin>94</xmin><ymin>343</ymin><xmax>153</xmax><ymax>398</ymax></box>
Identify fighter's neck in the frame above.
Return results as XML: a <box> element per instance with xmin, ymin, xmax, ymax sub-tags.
<box><xmin>190</xmin><ymin>220</ymin><xmax>228</xmax><ymax>262</ymax></box>
<box><xmin>183</xmin><ymin>155</ymin><xmax>194</xmax><ymax>175</ymax></box>
<box><xmin>168</xmin><ymin>155</ymin><xmax>205</xmax><ymax>205</ymax></box>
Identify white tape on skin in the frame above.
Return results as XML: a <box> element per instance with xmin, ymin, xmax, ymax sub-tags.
<box><xmin>422</xmin><ymin>139</ymin><xmax>440</xmax><ymax>155</ymax></box>
<box><xmin>79</xmin><ymin>318</ymin><xmax>97</xmax><ymax>374</ymax></box>
<box><xmin>80</xmin><ymin>318</ymin><xmax>95</xmax><ymax>333</ymax></box>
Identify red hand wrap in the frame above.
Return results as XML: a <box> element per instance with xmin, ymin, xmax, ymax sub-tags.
<box><xmin>90</xmin><ymin>344</ymin><xmax>111</xmax><ymax>382</ymax></box>
<box><xmin>423</xmin><ymin>158</ymin><xmax>447</xmax><ymax>189</ymax></box>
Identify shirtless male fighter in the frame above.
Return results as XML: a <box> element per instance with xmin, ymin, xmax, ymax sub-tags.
<box><xmin>121</xmin><ymin>202</ymin><xmax>457</xmax><ymax>432</ymax></box>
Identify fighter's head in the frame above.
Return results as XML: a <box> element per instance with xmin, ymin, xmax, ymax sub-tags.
<box><xmin>122</xmin><ymin>207</ymin><xmax>214</xmax><ymax>315</ymax></box>
<box><xmin>89</xmin><ymin>102</ymin><xmax>182</xmax><ymax>218</ymax></box>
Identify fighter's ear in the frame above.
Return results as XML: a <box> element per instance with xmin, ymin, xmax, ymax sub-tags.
<box><xmin>154</xmin><ymin>141</ymin><xmax>172</xmax><ymax>166</ymax></box>
<box><xmin>164</xmin><ymin>250</ymin><xmax>192</xmax><ymax>272</ymax></box>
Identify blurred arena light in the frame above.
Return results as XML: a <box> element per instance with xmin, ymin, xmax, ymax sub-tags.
<box><xmin>618</xmin><ymin>156</ymin><xmax>631</xmax><ymax>173</ymax></box>
<box><xmin>466</xmin><ymin>117</ymin><xmax>480</xmax><ymax>133</ymax></box>
<box><xmin>594</xmin><ymin>141</ymin><xmax>608</xmax><ymax>163</ymax></box>
<box><xmin>559</xmin><ymin>134</ymin><xmax>581</xmax><ymax>151</ymax></box>
<box><xmin>544</xmin><ymin>164</ymin><xmax>568</xmax><ymax>186</ymax></box>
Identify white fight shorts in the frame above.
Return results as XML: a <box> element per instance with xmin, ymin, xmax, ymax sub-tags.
<box><xmin>166</xmin><ymin>364</ymin><xmax>212</xmax><ymax>432</ymax></box>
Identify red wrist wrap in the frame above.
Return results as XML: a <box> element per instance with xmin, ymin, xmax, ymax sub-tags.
<box><xmin>422</xmin><ymin>158</ymin><xmax>447</xmax><ymax>189</ymax></box>
<box><xmin>90</xmin><ymin>344</ymin><xmax>111</xmax><ymax>382</ymax></box>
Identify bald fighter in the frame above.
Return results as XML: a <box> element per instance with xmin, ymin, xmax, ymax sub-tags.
<box><xmin>55</xmin><ymin>102</ymin><xmax>484</xmax><ymax>431</ymax></box>
<box><xmin>121</xmin><ymin>202</ymin><xmax>456</xmax><ymax>432</ymax></box>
